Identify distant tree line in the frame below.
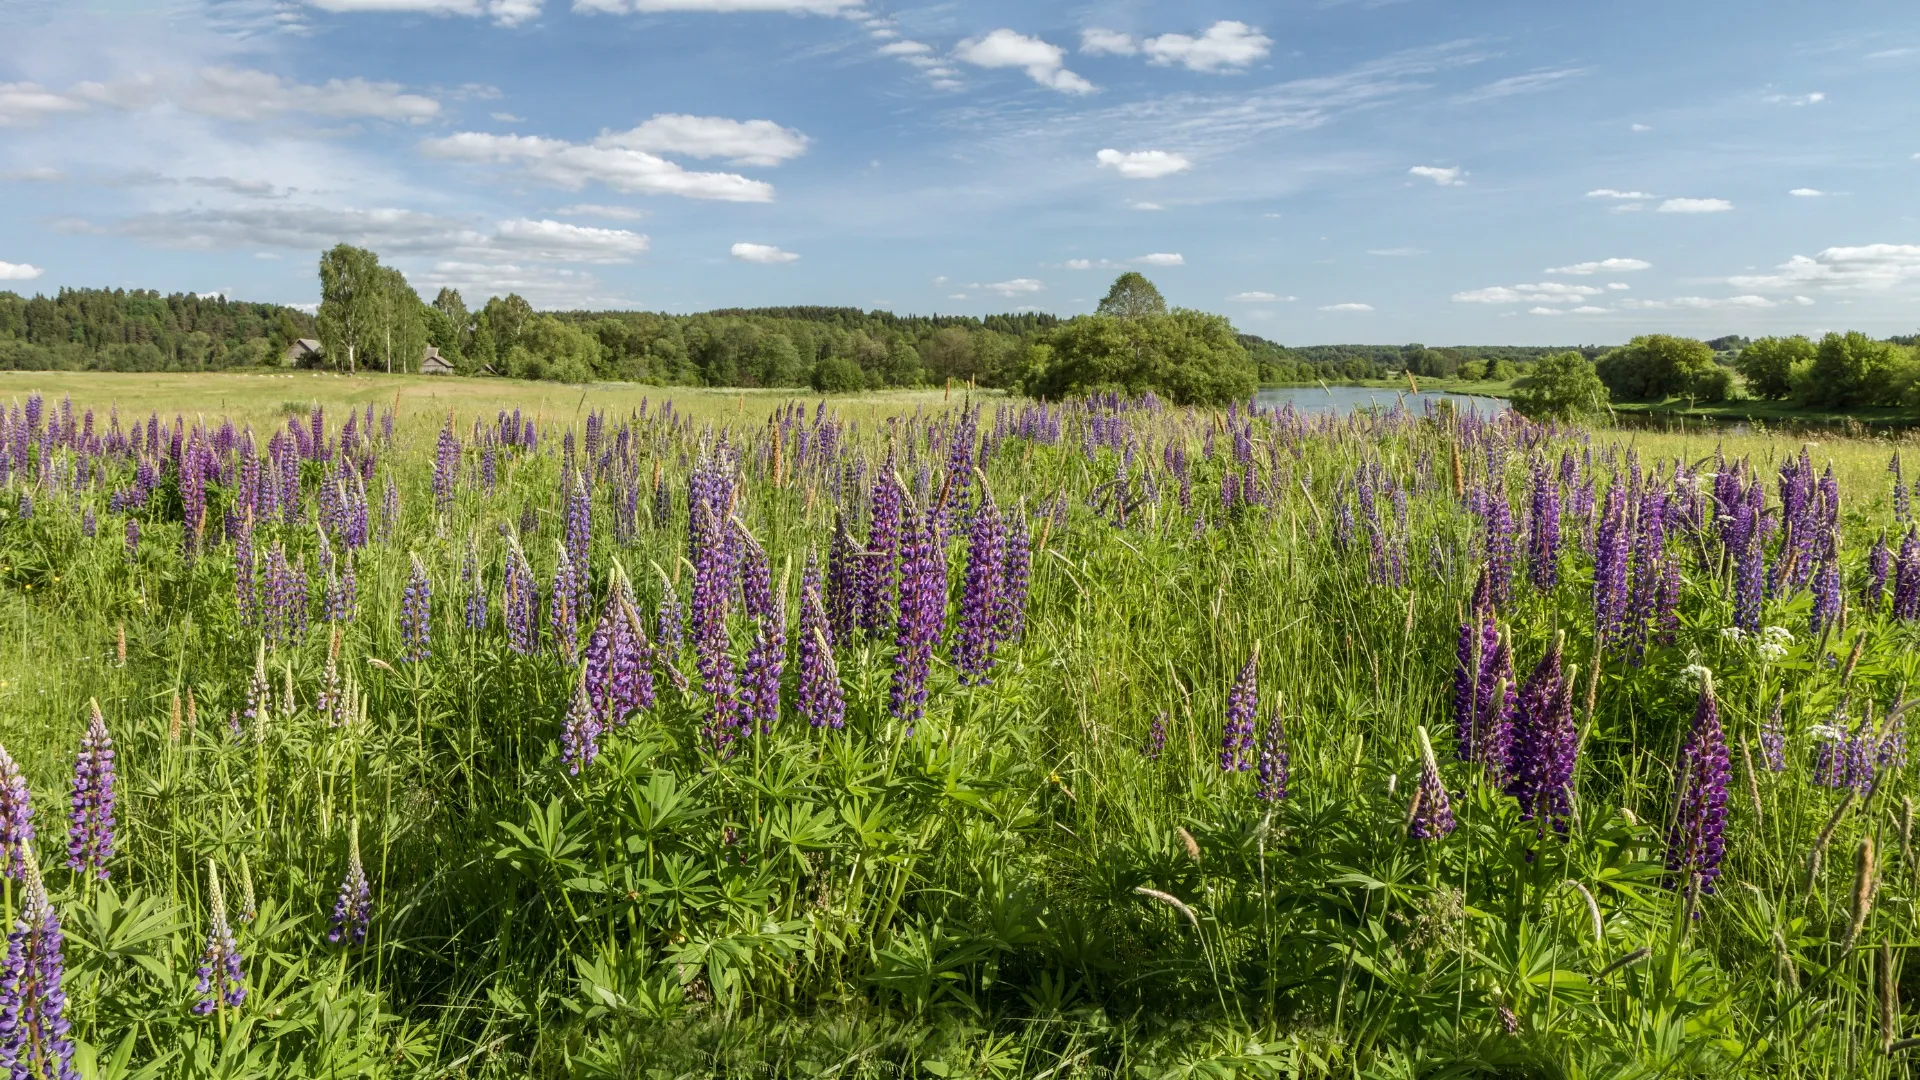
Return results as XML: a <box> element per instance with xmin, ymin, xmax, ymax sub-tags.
<box><xmin>1592</xmin><ymin>331</ymin><xmax>1920</xmax><ymax>410</ymax></box>
<box><xmin>0</xmin><ymin>289</ymin><xmax>316</xmax><ymax>371</ymax></box>
<box><xmin>1247</xmin><ymin>339</ymin><xmax>1601</xmax><ymax>385</ymax></box>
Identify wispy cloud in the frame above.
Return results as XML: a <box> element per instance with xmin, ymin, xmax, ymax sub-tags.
<box><xmin>1453</xmin><ymin>282</ymin><xmax>1604</xmax><ymax>304</ymax></box>
<box><xmin>1409</xmin><ymin>164</ymin><xmax>1464</xmax><ymax>186</ymax></box>
<box><xmin>1763</xmin><ymin>91</ymin><xmax>1826</xmax><ymax>106</ymax></box>
<box><xmin>1586</xmin><ymin>188</ymin><xmax>1654</xmax><ymax>199</ymax></box>
<box><xmin>1789</xmin><ymin>187</ymin><xmax>1824</xmax><ymax>197</ymax></box>
<box><xmin>730</xmin><ymin>242</ymin><xmax>798</xmax><ymax>263</ymax></box>
<box><xmin>1546</xmin><ymin>257</ymin><xmax>1650</xmax><ymax>274</ymax></box>
<box><xmin>1320</xmin><ymin>302</ymin><xmax>1373</xmax><ymax>312</ymax></box>
<box><xmin>1229</xmin><ymin>291</ymin><xmax>1294</xmax><ymax>301</ymax></box>
<box><xmin>1657</xmin><ymin>197</ymin><xmax>1733</xmax><ymax>213</ymax></box>
<box><xmin>1095</xmin><ymin>148</ymin><xmax>1192</xmax><ymax>179</ymax></box>
<box><xmin>1451</xmin><ymin>67</ymin><xmax>1586</xmax><ymax>104</ymax></box>
<box><xmin>1726</xmin><ymin>243</ymin><xmax>1920</xmax><ymax>292</ymax></box>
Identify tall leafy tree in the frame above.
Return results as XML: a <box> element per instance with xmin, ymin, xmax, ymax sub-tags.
<box><xmin>1735</xmin><ymin>335</ymin><xmax>1814</xmax><ymax>400</ymax></box>
<box><xmin>1096</xmin><ymin>273</ymin><xmax>1168</xmax><ymax>320</ymax></box>
<box><xmin>316</xmin><ymin>244</ymin><xmax>381</xmax><ymax>374</ymax></box>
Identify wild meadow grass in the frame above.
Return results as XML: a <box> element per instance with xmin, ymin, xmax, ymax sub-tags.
<box><xmin>0</xmin><ymin>380</ymin><xmax>1916</xmax><ymax>1077</ymax></box>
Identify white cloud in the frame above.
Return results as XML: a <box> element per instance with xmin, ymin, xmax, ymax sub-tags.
<box><xmin>1080</xmin><ymin>29</ymin><xmax>1136</xmax><ymax>56</ymax></box>
<box><xmin>1727</xmin><ymin>244</ymin><xmax>1920</xmax><ymax>292</ymax></box>
<box><xmin>1063</xmin><ymin>258</ymin><xmax>1094</xmax><ymax>270</ymax></box>
<box><xmin>730</xmin><ymin>242</ymin><xmax>799</xmax><ymax>264</ymax></box>
<box><xmin>0</xmin><ymin>167</ymin><xmax>63</xmax><ymax>182</ymax></box>
<box><xmin>1453</xmin><ymin>282</ymin><xmax>1605</xmax><ymax>304</ymax></box>
<box><xmin>1320</xmin><ymin>302</ymin><xmax>1372</xmax><ymax>312</ymax></box>
<box><xmin>1452</xmin><ymin>68</ymin><xmax>1586</xmax><ymax>104</ymax></box>
<box><xmin>1</xmin><ymin>69</ymin><xmax>441</xmax><ymax>126</ymax></box>
<box><xmin>1606</xmin><ymin>282</ymin><xmax>1631</xmax><ymax>290</ymax></box>
<box><xmin>1128</xmin><ymin>200</ymin><xmax>1163</xmax><ymax>211</ymax></box>
<box><xmin>1142</xmin><ymin>21</ymin><xmax>1271</xmax><ymax>72</ymax></box>
<box><xmin>1620</xmin><ymin>295</ymin><xmax>1785</xmax><ymax>310</ymax></box>
<box><xmin>1789</xmin><ymin>187</ymin><xmax>1824</xmax><ymax>197</ymax></box>
<box><xmin>877</xmin><ymin>40</ymin><xmax>931</xmax><ymax>56</ymax></box>
<box><xmin>596</xmin><ymin>114</ymin><xmax>807</xmax><ymax>166</ymax></box>
<box><xmin>0</xmin><ymin>262</ymin><xmax>44</xmax><ymax>281</ymax></box>
<box><xmin>416</xmin><ymin>261</ymin><xmax>626</xmax><ymax>308</ymax></box>
<box><xmin>1546</xmin><ymin>257</ymin><xmax>1650</xmax><ymax>275</ymax></box>
<box><xmin>954</xmin><ymin>29</ymin><xmax>1093</xmax><ymax>94</ymax></box>
<box><xmin>1657</xmin><ymin>197</ymin><xmax>1733</xmax><ymax>213</ymax></box>
<box><xmin>420</xmin><ymin>131</ymin><xmax>775</xmax><ymax>201</ymax></box>
<box><xmin>554</xmin><ymin>203</ymin><xmax>646</xmax><ymax>220</ymax></box>
<box><xmin>1630</xmin><ymin>123</ymin><xmax>1652</xmax><ymax>132</ymax></box>
<box><xmin>1367</xmin><ymin>247</ymin><xmax>1425</xmax><ymax>257</ymax></box>
<box><xmin>978</xmin><ymin>278</ymin><xmax>1044</xmax><ymax>296</ymax></box>
<box><xmin>78</xmin><ymin>204</ymin><xmax>650</xmax><ymax>265</ymax></box>
<box><xmin>491</xmin><ymin>219</ymin><xmax>649</xmax><ymax>261</ymax></box>
<box><xmin>574</xmin><ymin>0</ymin><xmax>863</xmax><ymax>13</ymax></box>
<box><xmin>1229</xmin><ymin>291</ymin><xmax>1294</xmax><ymax>301</ymax></box>
<box><xmin>307</xmin><ymin>0</ymin><xmax>541</xmax><ymax>26</ymax></box>
<box><xmin>1764</xmin><ymin>91</ymin><xmax>1826</xmax><ymax>106</ymax></box>
<box><xmin>1095</xmin><ymin>148</ymin><xmax>1191</xmax><ymax>179</ymax></box>
<box><xmin>1586</xmin><ymin>188</ymin><xmax>1654</xmax><ymax>199</ymax></box>
<box><xmin>1133</xmin><ymin>252</ymin><xmax>1184</xmax><ymax>266</ymax></box>
<box><xmin>0</xmin><ymin>83</ymin><xmax>88</xmax><ymax>126</ymax></box>
<box><xmin>1409</xmin><ymin>165</ymin><xmax>1464</xmax><ymax>186</ymax></box>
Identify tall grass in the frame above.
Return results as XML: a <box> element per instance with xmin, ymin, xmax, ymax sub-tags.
<box><xmin>0</xmin><ymin>386</ymin><xmax>1912</xmax><ymax>1078</ymax></box>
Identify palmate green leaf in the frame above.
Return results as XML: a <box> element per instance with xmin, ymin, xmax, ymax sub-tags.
<box><xmin>65</xmin><ymin>885</ymin><xmax>183</xmax><ymax>968</ymax></box>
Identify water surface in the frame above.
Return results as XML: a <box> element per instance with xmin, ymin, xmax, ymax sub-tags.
<box><xmin>1253</xmin><ymin>385</ymin><xmax>1509</xmax><ymax>416</ymax></box>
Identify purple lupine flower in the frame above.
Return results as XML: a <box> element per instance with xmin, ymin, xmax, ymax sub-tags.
<box><xmin>584</xmin><ymin>566</ymin><xmax>654</xmax><ymax>726</ymax></box>
<box><xmin>1760</xmin><ymin>692</ymin><xmax>1786</xmax><ymax>772</ymax></box>
<box><xmin>549</xmin><ymin>547</ymin><xmax>579</xmax><ymax>664</ymax></box>
<box><xmin>1811</xmin><ymin>549</ymin><xmax>1843</xmax><ymax>635</ymax></box>
<box><xmin>66</xmin><ymin>701</ymin><xmax>114</xmax><ymax>881</ymax></box>
<box><xmin>797</xmin><ymin>571</ymin><xmax>844</xmax><ymax>730</ymax></box>
<box><xmin>1733</xmin><ymin>484</ymin><xmax>1767</xmax><ymax>632</ymax></box>
<box><xmin>326</xmin><ymin>823</ymin><xmax>373</xmax><ymax>946</ymax></box>
<box><xmin>861</xmin><ymin>468</ymin><xmax>902</xmax><ymax>638</ymax></box>
<box><xmin>462</xmin><ymin>533</ymin><xmax>487</xmax><ymax>631</ymax></box>
<box><xmin>503</xmin><ymin>542</ymin><xmax>539</xmax><ymax>656</ymax></box>
<box><xmin>1896</xmin><ymin>527</ymin><xmax>1920</xmax><ymax>621</ymax></box>
<box><xmin>564</xmin><ymin>472</ymin><xmax>593</xmax><ymax>615</ymax></box>
<box><xmin>741</xmin><ymin>569</ymin><xmax>786</xmax><ymax>735</ymax></box>
<box><xmin>1527</xmin><ymin>458</ymin><xmax>1561</xmax><ymax>591</ymax></box>
<box><xmin>432</xmin><ymin>420</ymin><xmax>458</xmax><ymax>512</ymax></box>
<box><xmin>560</xmin><ymin>668</ymin><xmax>602</xmax><ymax>775</ymax></box>
<box><xmin>1868</xmin><ymin>530</ymin><xmax>1891</xmax><ymax>609</ymax></box>
<box><xmin>1483</xmin><ymin>486</ymin><xmax>1517</xmax><ymax>609</ymax></box>
<box><xmin>1254</xmin><ymin>706</ymin><xmax>1290</xmax><ymax>801</ymax></box>
<box><xmin>888</xmin><ymin>501</ymin><xmax>945</xmax><ymax>731</ymax></box>
<box><xmin>1144</xmin><ymin>712</ymin><xmax>1168</xmax><ymax>761</ymax></box>
<box><xmin>996</xmin><ymin>508</ymin><xmax>1031</xmax><ymax>646</ymax></box>
<box><xmin>80</xmin><ymin>507</ymin><xmax>93</xmax><ymax>539</ymax></box>
<box><xmin>15</xmin><ymin>491</ymin><xmax>31</xmax><ymax>522</ymax></box>
<box><xmin>1504</xmin><ymin>633</ymin><xmax>1576</xmax><ymax>836</ymax></box>
<box><xmin>400</xmin><ymin>554</ymin><xmax>432</xmax><ymax>662</ymax></box>
<box><xmin>1219</xmin><ymin>648</ymin><xmax>1259</xmax><ymax>772</ymax></box>
<box><xmin>1409</xmin><ymin>726</ymin><xmax>1456</xmax><ymax>840</ymax></box>
<box><xmin>1665</xmin><ymin>673</ymin><xmax>1731</xmax><ymax>896</ymax></box>
<box><xmin>192</xmin><ymin>861</ymin><xmax>245</xmax><ymax>1015</ymax></box>
<box><xmin>953</xmin><ymin>493</ymin><xmax>1005</xmax><ymax>685</ymax></box>
<box><xmin>0</xmin><ymin>745</ymin><xmax>30</xmax><ymax>881</ymax></box>
<box><xmin>1592</xmin><ymin>485</ymin><xmax>1630</xmax><ymax>651</ymax></box>
<box><xmin>0</xmin><ymin>864</ymin><xmax>76</xmax><ymax>1080</ymax></box>
<box><xmin>1455</xmin><ymin>612</ymin><xmax>1516</xmax><ymax>780</ymax></box>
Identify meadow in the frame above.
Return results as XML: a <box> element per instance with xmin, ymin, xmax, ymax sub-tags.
<box><xmin>0</xmin><ymin>373</ymin><xmax>1917</xmax><ymax>1078</ymax></box>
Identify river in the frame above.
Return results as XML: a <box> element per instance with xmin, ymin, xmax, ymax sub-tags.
<box><xmin>1252</xmin><ymin>385</ymin><xmax>1509</xmax><ymax>416</ymax></box>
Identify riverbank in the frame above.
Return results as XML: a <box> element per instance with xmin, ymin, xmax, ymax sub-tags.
<box><xmin>1607</xmin><ymin>397</ymin><xmax>1920</xmax><ymax>434</ymax></box>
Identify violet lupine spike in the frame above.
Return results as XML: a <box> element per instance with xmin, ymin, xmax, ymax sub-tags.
<box><xmin>1811</xmin><ymin>550</ymin><xmax>1843</xmax><ymax>635</ymax></box>
<box><xmin>1254</xmin><ymin>705</ymin><xmax>1290</xmax><ymax>801</ymax></box>
<box><xmin>0</xmin><ymin>862</ymin><xmax>77</xmax><ymax>1080</ymax></box>
<box><xmin>953</xmin><ymin>492</ymin><xmax>1006</xmax><ymax>686</ymax></box>
<box><xmin>797</xmin><ymin>579</ymin><xmax>845</xmax><ymax>730</ymax></box>
<box><xmin>503</xmin><ymin>542</ymin><xmax>539</xmax><ymax>656</ymax></box>
<box><xmin>825</xmin><ymin>517</ymin><xmax>864</xmax><ymax>646</ymax></box>
<box><xmin>462</xmin><ymin>533</ymin><xmax>487</xmax><ymax>631</ymax></box>
<box><xmin>549</xmin><ymin>546</ymin><xmax>579</xmax><ymax>664</ymax></box>
<box><xmin>1665</xmin><ymin>673</ymin><xmax>1731</xmax><ymax>897</ymax></box>
<box><xmin>741</xmin><ymin>567</ymin><xmax>786</xmax><ymax>735</ymax></box>
<box><xmin>584</xmin><ymin>565</ymin><xmax>654</xmax><ymax>727</ymax></box>
<box><xmin>1526</xmin><ymin>458</ymin><xmax>1561</xmax><ymax>592</ymax></box>
<box><xmin>1482</xmin><ymin>486</ymin><xmax>1517</xmax><ymax>609</ymax></box>
<box><xmin>1868</xmin><ymin>530</ymin><xmax>1891</xmax><ymax>609</ymax></box>
<box><xmin>400</xmin><ymin>554</ymin><xmax>432</xmax><ymax>662</ymax></box>
<box><xmin>65</xmin><ymin>701</ymin><xmax>114</xmax><ymax>881</ymax></box>
<box><xmin>560</xmin><ymin>667</ymin><xmax>602</xmax><ymax>775</ymax></box>
<box><xmin>888</xmin><ymin>500</ymin><xmax>945</xmax><ymax>731</ymax></box>
<box><xmin>1732</xmin><ymin>484</ymin><xmax>1767</xmax><ymax>632</ymax></box>
<box><xmin>326</xmin><ymin>822</ymin><xmax>373</xmax><ymax>946</ymax></box>
<box><xmin>1592</xmin><ymin>485</ymin><xmax>1630</xmax><ymax>652</ymax></box>
<box><xmin>192</xmin><ymin>861</ymin><xmax>245</xmax><ymax>1015</ymax></box>
<box><xmin>1219</xmin><ymin>646</ymin><xmax>1259</xmax><ymax>772</ymax></box>
<box><xmin>1504</xmin><ymin>633</ymin><xmax>1577</xmax><ymax>837</ymax></box>
<box><xmin>1409</xmin><ymin>726</ymin><xmax>1457</xmax><ymax>840</ymax></box>
<box><xmin>564</xmin><ymin>472</ymin><xmax>592</xmax><ymax>615</ymax></box>
<box><xmin>862</xmin><ymin>467</ymin><xmax>903</xmax><ymax>639</ymax></box>
<box><xmin>1895</xmin><ymin>527</ymin><xmax>1920</xmax><ymax>621</ymax></box>
<box><xmin>432</xmin><ymin>420</ymin><xmax>458</xmax><ymax>512</ymax></box>
<box><xmin>1144</xmin><ymin>712</ymin><xmax>1168</xmax><ymax>761</ymax></box>
<box><xmin>996</xmin><ymin>508</ymin><xmax>1031</xmax><ymax>647</ymax></box>
<box><xmin>1760</xmin><ymin>693</ymin><xmax>1787</xmax><ymax>772</ymax></box>
<box><xmin>0</xmin><ymin>744</ymin><xmax>30</xmax><ymax>882</ymax></box>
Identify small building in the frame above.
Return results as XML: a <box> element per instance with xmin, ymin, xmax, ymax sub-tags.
<box><xmin>283</xmin><ymin>338</ymin><xmax>323</xmax><ymax>366</ymax></box>
<box><xmin>420</xmin><ymin>345</ymin><xmax>454</xmax><ymax>375</ymax></box>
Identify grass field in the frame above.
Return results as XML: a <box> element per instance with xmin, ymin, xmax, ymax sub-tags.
<box><xmin>0</xmin><ymin>373</ymin><xmax>1918</xmax><ymax>1076</ymax></box>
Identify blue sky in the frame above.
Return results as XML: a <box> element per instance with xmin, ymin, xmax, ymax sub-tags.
<box><xmin>0</xmin><ymin>0</ymin><xmax>1916</xmax><ymax>344</ymax></box>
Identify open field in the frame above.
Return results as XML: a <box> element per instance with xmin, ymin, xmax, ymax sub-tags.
<box><xmin>1</xmin><ymin>375</ymin><xmax>1920</xmax><ymax>1075</ymax></box>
